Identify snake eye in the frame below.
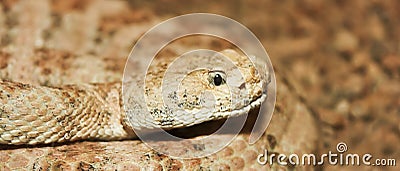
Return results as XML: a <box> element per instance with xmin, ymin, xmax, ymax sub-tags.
<box><xmin>209</xmin><ymin>71</ymin><xmax>226</xmax><ymax>86</ymax></box>
<box><xmin>214</xmin><ymin>74</ymin><xmax>223</xmax><ymax>86</ymax></box>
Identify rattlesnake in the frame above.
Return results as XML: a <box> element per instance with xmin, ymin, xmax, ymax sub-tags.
<box><xmin>0</xmin><ymin>49</ymin><xmax>266</xmax><ymax>145</ymax></box>
<box><xmin>0</xmin><ymin>0</ymin><xmax>318</xmax><ymax>170</ymax></box>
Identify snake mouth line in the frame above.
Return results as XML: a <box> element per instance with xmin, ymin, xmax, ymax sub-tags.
<box><xmin>231</xmin><ymin>93</ymin><xmax>267</xmax><ymax>117</ymax></box>
<box><xmin>206</xmin><ymin>92</ymin><xmax>267</xmax><ymax>121</ymax></box>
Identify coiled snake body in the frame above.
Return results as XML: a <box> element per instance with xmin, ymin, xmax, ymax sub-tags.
<box><xmin>0</xmin><ymin>49</ymin><xmax>266</xmax><ymax>145</ymax></box>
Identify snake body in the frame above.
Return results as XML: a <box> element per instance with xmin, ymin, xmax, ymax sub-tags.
<box><xmin>0</xmin><ymin>49</ymin><xmax>266</xmax><ymax>145</ymax></box>
<box><xmin>0</xmin><ymin>0</ymin><xmax>318</xmax><ymax>170</ymax></box>
<box><xmin>0</xmin><ymin>81</ymin><xmax>133</xmax><ymax>144</ymax></box>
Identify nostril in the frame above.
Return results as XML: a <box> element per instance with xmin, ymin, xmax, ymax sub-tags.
<box><xmin>239</xmin><ymin>83</ymin><xmax>246</xmax><ymax>90</ymax></box>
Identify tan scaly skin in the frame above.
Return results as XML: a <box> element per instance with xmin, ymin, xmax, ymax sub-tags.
<box><xmin>0</xmin><ymin>49</ymin><xmax>266</xmax><ymax>145</ymax></box>
<box><xmin>0</xmin><ymin>48</ymin><xmax>318</xmax><ymax>170</ymax></box>
<box><xmin>0</xmin><ymin>1</ymin><xmax>318</xmax><ymax>169</ymax></box>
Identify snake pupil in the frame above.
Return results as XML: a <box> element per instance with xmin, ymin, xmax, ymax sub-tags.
<box><xmin>214</xmin><ymin>74</ymin><xmax>223</xmax><ymax>86</ymax></box>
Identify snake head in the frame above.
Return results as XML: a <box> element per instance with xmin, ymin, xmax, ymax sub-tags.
<box><xmin>124</xmin><ymin>49</ymin><xmax>269</xmax><ymax>130</ymax></box>
<box><xmin>174</xmin><ymin>49</ymin><xmax>267</xmax><ymax>121</ymax></box>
